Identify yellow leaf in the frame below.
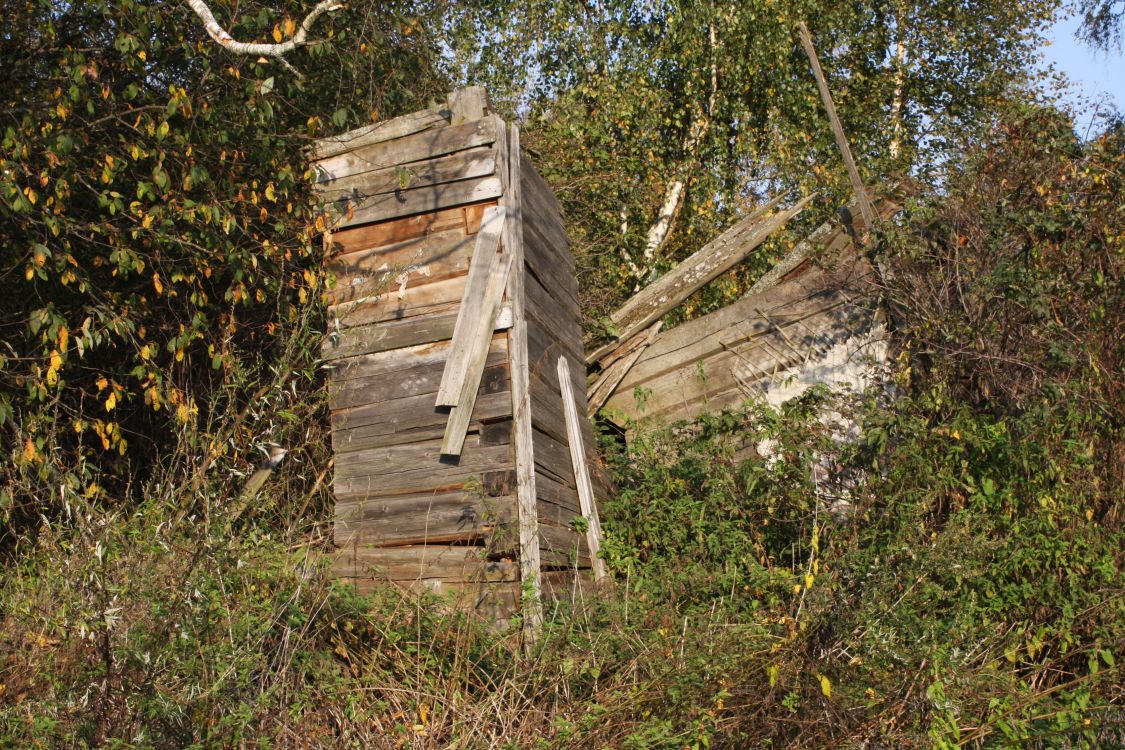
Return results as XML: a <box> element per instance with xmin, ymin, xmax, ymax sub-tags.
<box><xmin>96</xmin><ymin>376</ymin><xmax>108</xmax><ymax>391</ymax></box>
<box><xmin>142</xmin><ymin>213</ymin><xmax>154</xmax><ymax>229</ymax></box>
<box><xmin>25</xmin><ymin>267</ymin><xmax>34</xmax><ymax>281</ymax></box>
<box><xmin>805</xmin><ymin>573</ymin><xmax>815</xmax><ymax>589</ymax></box>
<box><xmin>314</xmin><ymin>214</ymin><xmax>326</xmax><ymax>232</ymax></box>
<box><xmin>283</xmin><ymin>17</ymin><xmax>296</xmax><ymax>36</ymax></box>
<box><xmin>152</xmin><ymin>273</ymin><xmax>163</xmax><ymax>295</ymax></box>
<box><xmin>818</xmin><ymin>674</ymin><xmax>832</xmax><ymax>698</ymax></box>
<box><xmin>24</xmin><ymin>186</ymin><xmax>37</xmax><ymax>205</ymax></box>
<box><xmin>23</xmin><ymin>439</ymin><xmax>37</xmax><ymax>463</ymax></box>
<box><xmin>137</xmin><ymin>49</ymin><xmax>146</xmax><ymax>61</ymax></box>
<box><xmin>272</xmin><ymin>25</ymin><xmax>283</xmax><ymax>42</ymax></box>
<box><xmin>767</xmin><ymin>664</ymin><xmax>779</xmax><ymax>687</ymax></box>
<box><xmin>105</xmin><ymin>391</ymin><xmax>116</xmax><ymax>411</ymax></box>
<box><xmin>175</xmin><ymin>348</ymin><xmax>184</xmax><ymax>362</ymax></box>
<box><xmin>264</xmin><ymin>183</ymin><xmax>276</xmax><ymax>202</ymax></box>
<box><xmin>57</xmin><ymin>326</ymin><xmax>68</xmax><ymax>351</ymax></box>
<box><xmin>176</xmin><ymin>403</ymin><xmax>191</xmax><ymax>423</ymax></box>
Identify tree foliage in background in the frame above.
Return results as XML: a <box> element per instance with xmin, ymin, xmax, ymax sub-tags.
<box><xmin>449</xmin><ymin>0</ymin><xmax>1061</xmax><ymax>327</ymax></box>
<box><xmin>0</xmin><ymin>0</ymin><xmax>449</xmax><ymax>539</ymax></box>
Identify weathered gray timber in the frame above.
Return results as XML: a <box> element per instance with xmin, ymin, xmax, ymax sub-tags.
<box><xmin>312</xmin><ymin>88</ymin><xmax>603</xmax><ymax>628</ymax></box>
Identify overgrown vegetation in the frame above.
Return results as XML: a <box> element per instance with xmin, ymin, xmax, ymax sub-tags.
<box><xmin>2</xmin><ymin>2</ymin><xmax>1122</xmax><ymax>748</ymax></box>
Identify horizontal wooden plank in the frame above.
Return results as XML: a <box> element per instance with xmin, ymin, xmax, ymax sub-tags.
<box><xmin>314</xmin><ymin>117</ymin><xmax>499</xmax><ymax>184</ymax></box>
<box><xmin>334</xmin><ymin>175</ymin><xmax>504</xmax><ymax>229</ymax></box>
<box><xmin>313</xmin><ymin>109</ymin><xmax>449</xmax><ymax>161</ymax></box>
<box><xmin>334</xmin><ymin>491</ymin><xmax>516</xmax><ymax>547</ymax></box>
<box><xmin>525</xmin><ymin>266</ymin><xmax>582</xmax><ymax>345</ymax></box>
<box><xmin>520</xmin><ymin>158</ymin><xmax>566</xmax><ymax>227</ymax></box>
<box><xmin>332</xmin><ymin>543</ymin><xmax>518</xmax><ymax>583</ymax></box>
<box><xmin>330</xmin><ymin>346</ymin><xmax>508</xmax><ymax>410</ymax></box>
<box><xmin>333</xmin><ymin>442</ymin><xmax>513</xmax><ymax>500</ymax></box>
<box><xmin>331</xmin><ymin>390</ymin><xmax>511</xmax><ymax>453</ymax></box>
<box><xmin>322</xmin><ymin>311</ymin><xmax>459</xmax><ymax>360</ymax></box>
<box><xmin>326</xmin><ymin>207</ymin><xmax>467</xmax><ymax>256</ymax></box>
<box><xmin>316</xmin><ymin>147</ymin><xmax>495</xmax><ymax>204</ymax></box>
<box><xmin>327</xmin><ymin>228</ymin><xmax>473</xmax><ymax>307</ymax></box>
<box><xmin>330</xmin><ymin>336</ymin><xmax>505</xmax><ymax>402</ymax></box>
<box><xmin>331</xmin><ymin>275</ymin><xmax>466</xmax><ymax>330</ymax></box>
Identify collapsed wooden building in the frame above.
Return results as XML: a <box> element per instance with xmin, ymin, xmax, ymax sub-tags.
<box><xmin>311</xmin><ymin>78</ymin><xmax>896</xmax><ymax>626</ymax></box>
<box><xmin>313</xmin><ymin>88</ymin><xmax>605</xmax><ymax>624</ymax></box>
<box><xmin>589</xmin><ymin>197</ymin><xmax>898</xmax><ymax>428</ymax></box>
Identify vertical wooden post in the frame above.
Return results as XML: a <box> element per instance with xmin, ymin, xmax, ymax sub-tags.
<box><xmin>797</xmin><ymin>21</ymin><xmax>877</xmax><ymax>232</ymax></box>
<box><xmin>501</xmin><ymin>123</ymin><xmax>544</xmax><ymax>641</ymax></box>
<box><xmin>557</xmin><ymin>357</ymin><xmax>608</xmax><ymax>582</ymax></box>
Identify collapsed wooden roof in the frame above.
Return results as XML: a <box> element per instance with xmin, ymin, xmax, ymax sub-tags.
<box><xmin>588</xmin><ymin>195</ymin><xmax>899</xmax><ymax>426</ymax></box>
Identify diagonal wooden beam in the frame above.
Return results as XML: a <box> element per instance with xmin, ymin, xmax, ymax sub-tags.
<box><xmin>436</xmin><ymin>205</ymin><xmax>506</xmax><ymax>407</ymax></box>
<box><xmin>797</xmin><ymin>21</ymin><xmax>877</xmax><ymax>232</ymax></box>
<box><xmin>589</xmin><ymin>193</ymin><xmax>812</xmax><ymax>364</ymax></box>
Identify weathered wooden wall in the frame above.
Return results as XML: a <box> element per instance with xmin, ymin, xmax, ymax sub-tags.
<box><xmin>313</xmin><ymin>90</ymin><xmax>599</xmax><ymax>619</ymax></box>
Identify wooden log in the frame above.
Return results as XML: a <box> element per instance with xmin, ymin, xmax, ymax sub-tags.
<box><xmin>315</xmin><ymin>147</ymin><xmax>496</xmax><ymax>204</ymax></box>
<box><xmin>333</xmin><ymin>174</ymin><xmax>503</xmax><ymax>229</ymax></box>
<box><xmin>326</xmin><ymin>207</ymin><xmax>467</xmax><ymax>256</ymax></box>
<box><xmin>589</xmin><ymin>194</ymin><xmax>812</xmax><ymax>363</ymax></box>
<box><xmin>313</xmin><ymin>117</ymin><xmax>499</xmax><ymax>183</ymax></box>
<box><xmin>502</xmin><ymin>123</ymin><xmax>544</xmax><ymax>636</ymax></box>
<box><xmin>313</xmin><ymin>108</ymin><xmax>449</xmax><ymax>161</ymax></box>
<box><xmin>797</xmin><ymin>21</ymin><xmax>877</xmax><ymax>232</ymax></box>
<box><xmin>558</xmin><ymin>357</ymin><xmax>608</xmax><ymax>582</ymax></box>
<box><xmin>437</xmin><ymin>205</ymin><xmax>507</xmax><ymax>406</ymax></box>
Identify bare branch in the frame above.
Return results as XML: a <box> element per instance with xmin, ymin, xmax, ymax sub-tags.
<box><xmin>186</xmin><ymin>0</ymin><xmax>343</xmax><ymax>75</ymax></box>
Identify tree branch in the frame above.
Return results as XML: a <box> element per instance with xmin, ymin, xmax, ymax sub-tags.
<box><xmin>186</xmin><ymin>0</ymin><xmax>343</xmax><ymax>75</ymax></box>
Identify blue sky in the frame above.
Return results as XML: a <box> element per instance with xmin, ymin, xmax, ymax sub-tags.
<box><xmin>1041</xmin><ymin>10</ymin><xmax>1124</xmax><ymax>119</ymax></box>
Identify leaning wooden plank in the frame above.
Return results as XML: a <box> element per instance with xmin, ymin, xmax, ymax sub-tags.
<box><xmin>436</xmin><ymin>205</ymin><xmax>507</xmax><ymax>406</ymax></box>
<box><xmin>333</xmin><ymin>175</ymin><xmax>503</xmax><ymax>229</ymax></box>
<box><xmin>316</xmin><ymin>148</ymin><xmax>496</xmax><ymax>204</ymax></box>
<box><xmin>313</xmin><ymin>117</ymin><xmax>499</xmax><ymax>184</ymax></box>
<box><xmin>797</xmin><ymin>21</ymin><xmax>877</xmax><ymax>232</ymax></box>
<box><xmin>441</xmin><ymin>253</ymin><xmax>515</xmax><ymax>455</ymax></box>
<box><xmin>590</xmin><ymin>194</ymin><xmax>812</xmax><ymax>363</ymax></box>
<box><xmin>313</xmin><ymin>109</ymin><xmax>449</xmax><ymax>161</ymax></box>
<box><xmin>558</xmin><ymin>357</ymin><xmax>608</xmax><ymax>582</ymax></box>
<box><xmin>587</xmin><ymin>321</ymin><xmax>663</xmax><ymax>415</ymax></box>
<box><xmin>503</xmin><ymin>124</ymin><xmax>544</xmax><ymax>637</ymax></box>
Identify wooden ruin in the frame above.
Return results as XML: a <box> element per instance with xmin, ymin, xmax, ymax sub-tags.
<box><xmin>592</xmin><ymin>198</ymin><xmax>897</xmax><ymax>427</ymax></box>
<box><xmin>312</xmin><ymin>88</ymin><xmax>603</xmax><ymax>624</ymax></box>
